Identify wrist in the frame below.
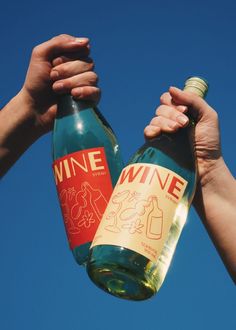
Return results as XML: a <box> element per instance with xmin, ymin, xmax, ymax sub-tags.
<box><xmin>194</xmin><ymin>157</ymin><xmax>235</xmax><ymax>208</ymax></box>
<box><xmin>1</xmin><ymin>89</ymin><xmax>43</xmax><ymax>145</ymax></box>
<box><xmin>17</xmin><ymin>87</ymin><xmax>48</xmax><ymax>139</ymax></box>
<box><xmin>197</xmin><ymin>156</ymin><xmax>225</xmax><ymax>189</ymax></box>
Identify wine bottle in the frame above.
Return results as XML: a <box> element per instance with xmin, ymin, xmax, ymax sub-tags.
<box><xmin>87</xmin><ymin>77</ymin><xmax>208</xmax><ymax>300</ymax></box>
<box><xmin>52</xmin><ymin>96</ymin><xmax>123</xmax><ymax>265</ymax></box>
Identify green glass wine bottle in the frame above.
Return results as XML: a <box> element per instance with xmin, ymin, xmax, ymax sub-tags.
<box><xmin>52</xmin><ymin>96</ymin><xmax>123</xmax><ymax>265</ymax></box>
<box><xmin>87</xmin><ymin>77</ymin><xmax>208</xmax><ymax>300</ymax></box>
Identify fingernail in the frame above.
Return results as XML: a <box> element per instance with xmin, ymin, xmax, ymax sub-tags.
<box><xmin>168</xmin><ymin>122</ymin><xmax>178</xmax><ymax>129</ymax></box>
<box><xmin>177</xmin><ymin>115</ymin><xmax>188</xmax><ymax>125</ymax></box>
<box><xmin>150</xmin><ymin>127</ymin><xmax>159</xmax><ymax>134</ymax></box>
<box><xmin>146</xmin><ymin>130</ymin><xmax>157</xmax><ymax>138</ymax></box>
<box><xmin>74</xmin><ymin>37</ymin><xmax>88</xmax><ymax>44</ymax></box>
<box><xmin>72</xmin><ymin>87</ymin><xmax>83</xmax><ymax>97</ymax></box>
<box><xmin>53</xmin><ymin>82</ymin><xmax>64</xmax><ymax>90</ymax></box>
<box><xmin>50</xmin><ymin>70</ymin><xmax>59</xmax><ymax>80</ymax></box>
<box><xmin>144</xmin><ymin>126</ymin><xmax>159</xmax><ymax>136</ymax></box>
<box><xmin>178</xmin><ymin>105</ymin><xmax>188</xmax><ymax>112</ymax></box>
<box><xmin>169</xmin><ymin>86</ymin><xmax>181</xmax><ymax>92</ymax></box>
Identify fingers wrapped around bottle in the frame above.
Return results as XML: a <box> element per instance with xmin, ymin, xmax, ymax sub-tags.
<box><xmin>51</xmin><ymin>59</ymin><xmax>100</xmax><ymax>105</ymax></box>
<box><xmin>144</xmin><ymin>87</ymin><xmax>218</xmax><ymax>141</ymax></box>
<box><xmin>49</xmin><ymin>36</ymin><xmax>100</xmax><ymax>105</ymax></box>
<box><xmin>144</xmin><ymin>97</ymin><xmax>189</xmax><ymax>139</ymax></box>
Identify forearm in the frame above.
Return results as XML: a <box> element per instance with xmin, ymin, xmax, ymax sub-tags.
<box><xmin>194</xmin><ymin>157</ymin><xmax>236</xmax><ymax>283</ymax></box>
<box><xmin>0</xmin><ymin>90</ymin><xmax>41</xmax><ymax>177</ymax></box>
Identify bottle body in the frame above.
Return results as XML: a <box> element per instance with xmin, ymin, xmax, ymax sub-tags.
<box><xmin>87</xmin><ymin>125</ymin><xmax>196</xmax><ymax>300</ymax></box>
<box><xmin>87</xmin><ymin>76</ymin><xmax>208</xmax><ymax>300</ymax></box>
<box><xmin>52</xmin><ymin>95</ymin><xmax>123</xmax><ymax>265</ymax></box>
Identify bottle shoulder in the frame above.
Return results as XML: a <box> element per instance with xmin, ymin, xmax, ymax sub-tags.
<box><xmin>130</xmin><ymin>130</ymin><xmax>196</xmax><ymax>174</ymax></box>
<box><xmin>52</xmin><ymin>107</ymin><xmax>122</xmax><ymax>165</ymax></box>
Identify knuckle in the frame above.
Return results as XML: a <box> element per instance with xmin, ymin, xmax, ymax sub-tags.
<box><xmin>155</xmin><ymin>104</ymin><xmax>165</xmax><ymax>115</ymax></box>
<box><xmin>75</xmin><ymin>86</ymin><xmax>101</xmax><ymax>103</ymax></box>
<box><xmin>143</xmin><ymin>126</ymin><xmax>150</xmax><ymax>135</ymax></box>
<box><xmin>57</xmin><ymin>64</ymin><xmax>66</xmax><ymax>76</ymax></box>
<box><xmin>83</xmin><ymin>86</ymin><xmax>99</xmax><ymax>96</ymax></box>
<box><xmin>52</xmin><ymin>57</ymin><xmax>63</xmax><ymax>66</ymax></box>
<box><xmin>59</xmin><ymin>33</ymin><xmax>70</xmax><ymax>38</ymax></box>
<box><xmin>63</xmin><ymin>79</ymin><xmax>72</xmax><ymax>89</ymax></box>
<box><xmin>55</xmin><ymin>33</ymin><xmax>71</xmax><ymax>41</ymax></box>
<box><xmin>150</xmin><ymin>117</ymin><xmax>158</xmax><ymax>125</ymax></box>
<box><xmin>80</xmin><ymin>60</ymin><xmax>94</xmax><ymax>72</ymax></box>
<box><xmin>211</xmin><ymin>108</ymin><xmax>218</xmax><ymax>120</ymax></box>
<box><xmin>87</xmin><ymin>60</ymin><xmax>95</xmax><ymax>71</ymax></box>
<box><xmin>88</xmin><ymin>71</ymin><xmax>99</xmax><ymax>84</ymax></box>
<box><xmin>160</xmin><ymin>92</ymin><xmax>169</xmax><ymax>103</ymax></box>
<box><xmin>32</xmin><ymin>45</ymin><xmax>41</xmax><ymax>57</ymax></box>
<box><xmin>155</xmin><ymin>105</ymin><xmax>161</xmax><ymax>115</ymax></box>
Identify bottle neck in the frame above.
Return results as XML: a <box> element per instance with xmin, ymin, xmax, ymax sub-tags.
<box><xmin>183</xmin><ymin>77</ymin><xmax>208</xmax><ymax>99</ymax></box>
<box><xmin>56</xmin><ymin>95</ymin><xmax>94</xmax><ymax>118</ymax></box>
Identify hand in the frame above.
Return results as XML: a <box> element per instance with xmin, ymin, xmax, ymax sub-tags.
<box><xmin>19</xmin><ymin>34</ymin><xmax>100</xmax><ymax>136</ymax></box>
<box><xmin>144</xmin><ymin>88</ymin><xmax>236</xmax><ymax>283</ymax></box>
<box><xmin>144</xmin><ymin>87</ymin><xmax>222</xmax><ymax>186</ymax></box>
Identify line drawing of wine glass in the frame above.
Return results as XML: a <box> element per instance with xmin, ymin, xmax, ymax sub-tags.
<box><xmin>105</xmin><ymin>190</ymin><xmax>130</xmax><ymax>233</ymax></box>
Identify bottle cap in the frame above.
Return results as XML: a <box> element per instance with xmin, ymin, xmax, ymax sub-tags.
<box><xmin>184</xmin><ymin>76</ymin><xmax>209</xmax><ymax>98</ymax></box>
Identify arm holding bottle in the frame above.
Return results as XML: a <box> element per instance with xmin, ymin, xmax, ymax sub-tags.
<box><xmin>0</xmin><ymin>34</ymin><xmax>100</xmax><ymax>177</ymax></box>
<box><xmin>144</xmin><ymin>87</ymin><xmax>236</xmax><ymax>283</ymax></box>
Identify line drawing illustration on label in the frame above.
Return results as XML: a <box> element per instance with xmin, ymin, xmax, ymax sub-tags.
<box><xmin>104</xmin><ymin>190</ymin><xmax>163</xmax><ymax>239</ymax></box>
<box><xmin>60</xmin><ymin>181</ymin><xmax>108</xmax><ymax>236</ymax></box>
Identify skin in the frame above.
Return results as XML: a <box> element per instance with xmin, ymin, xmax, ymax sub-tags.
<box><xmin>0</xmin><ymin>34</ymin><xmax>100</xmax><ymax>177</ymax></box>
<box><xmin>144</xmin><ymin>87</ymin><xmax>236</xmax><ymax>283</ymax></box>
<box><xmin>1</xmin><ymin>37</ymin><xmax>235</xmax><ymax>283</ymax></box>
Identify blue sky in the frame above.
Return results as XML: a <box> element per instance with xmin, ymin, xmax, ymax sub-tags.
<box><xmin>0</xmin><ymin>0</ymin><xmax>235</xmax><ymax>329</ymax></box>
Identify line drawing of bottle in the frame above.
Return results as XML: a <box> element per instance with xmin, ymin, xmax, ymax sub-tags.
<box><xmin>82</xmin><ymin>182</ymin><xmax>108</xmax><ymax>221</ymax></box>
<box><xmin>118</xmin><ymin>195</ymin><xmax>162</xmax><ymax>239</ymax></box>
<box><xmin>145</xmin><ymin>196</ymin><xmax>163</xmax><ymax>240</ymax></box>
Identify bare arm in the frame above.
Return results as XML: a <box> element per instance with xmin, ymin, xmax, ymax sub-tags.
<box><xmin>0</xmin><ymin>90</ymin><xmax>42</xmax><ymax>177</ymax></box>
<box><xmin>194</xmin><ymin>157</ymin><xmax>236</xmax><ymax>283</ymax></box>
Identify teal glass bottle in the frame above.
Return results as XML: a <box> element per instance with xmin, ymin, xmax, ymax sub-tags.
<box><xmin>52</xmin><ymin>96</ymin><xmax>123</xmax><ymax>265</ymax></box>
<box><xmin>87</xmin><ymin>77</ymin><xmax>208</xmax><ymax>300</ymax></box>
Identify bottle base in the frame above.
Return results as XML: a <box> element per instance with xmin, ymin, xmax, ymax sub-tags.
<box><xmin>87</xmin><ymin>263</ymin><xmax>156</xmax><ymax>301</ymax></box>
<box><xmin>87</xmin><ymin>245</ymin><xmax>159</xmax><ymax>301</ymax></box>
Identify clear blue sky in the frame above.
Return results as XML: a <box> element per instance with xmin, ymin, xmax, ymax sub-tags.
<box><xmin>0</xmin><ymin>0</ymin><xmax>235</xmax><ymax>329</ymax></box>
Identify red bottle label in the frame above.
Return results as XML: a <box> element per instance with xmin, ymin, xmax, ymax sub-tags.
<box><xmin>52</xmin><ymin>147</ymin><xmax>113</xmax><ymax>250</ymax></box>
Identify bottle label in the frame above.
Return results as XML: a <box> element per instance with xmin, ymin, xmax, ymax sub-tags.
<box><xmin>91</xmin><ymin>163</ymin><xmax>188</xmax><ymax>262</ymax></box>
<box><xmin>52</xmin><ymin>147</ymin><xmax>113</xmax><ymax>250</ymax></box>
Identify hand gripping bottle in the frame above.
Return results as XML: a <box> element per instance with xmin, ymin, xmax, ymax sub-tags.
<box><xmin>87</xmin><ymin>77</ymin><xmax>208</xmax><ymax>300</ymax></box>
<box><xmin>52</xmin><ymin>96</ymin><xmax>123</xmax><ymax>265</ymax></box>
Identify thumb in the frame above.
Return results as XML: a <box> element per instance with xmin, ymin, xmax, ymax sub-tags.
<box><xmin>169</xmin><ymin>86</ymin><xmax>212</xmax><ymax>119</ymax></box>
<box><xmin>31</xmin><ymin>34</ymin><xmax>90</xmax><ymax>60</ymax></box>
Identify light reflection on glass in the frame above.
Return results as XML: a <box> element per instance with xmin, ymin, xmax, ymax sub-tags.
<box><xmin>77</xmin><ymin>122</ymin><xmax>83</xmax><ymax>131</ymax></box>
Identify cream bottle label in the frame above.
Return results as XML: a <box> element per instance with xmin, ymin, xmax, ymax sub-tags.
<box><xmin>91</xmin><ymin>163</ymin><xmax>188</xmax><ymax>262</ymax></box>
